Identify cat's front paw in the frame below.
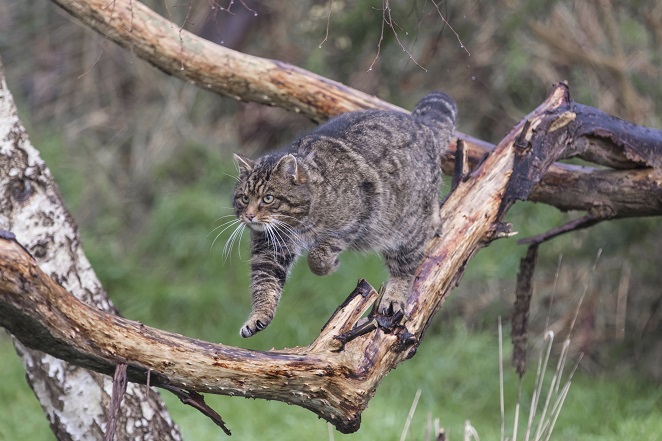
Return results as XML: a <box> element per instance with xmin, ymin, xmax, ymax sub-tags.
<box><xmin>240</xmin><ymin>312</ymin><xmax>273</xmax><ymax>338</ymax></box>
<box><xmin>377</xmin><ymin>291</ymin><xmax>406</xmax><ymax>316</ymax></box>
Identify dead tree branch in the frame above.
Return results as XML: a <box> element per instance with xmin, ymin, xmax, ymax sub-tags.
<box><xmin>1</xmin><ymin>84</ymin><xmax>582</xmax><ymax>433</ymax></box>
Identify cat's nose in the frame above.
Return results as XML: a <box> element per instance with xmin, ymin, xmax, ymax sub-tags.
<box><xmin>245</xmin><ymin>212</ymin><xmax>255</xmax><ymax>221</ymax></box>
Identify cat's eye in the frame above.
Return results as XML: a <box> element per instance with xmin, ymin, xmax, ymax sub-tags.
<box><xmin>262</xmin><ymin>195</ymin><xmax>274</xmax><ymax>204</ymax></box>
<box><xmin>240</xmin><ymin>195</ymin><xmax>249</xmax><ymax>204</ymax></box>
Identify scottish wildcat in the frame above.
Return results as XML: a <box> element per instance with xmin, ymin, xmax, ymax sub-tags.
<box><xmin>232</xmin><ymin>92</ymin><xmax>457</xmax><ymax>337</ymax></box>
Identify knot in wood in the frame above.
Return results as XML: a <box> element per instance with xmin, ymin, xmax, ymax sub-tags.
<box><xmin>11</xmin><ymin>178</ymin><xmax>33</xmax><ymax>203</ymax></box>
<box><xmin>588</xmin><ymin>202</ymin><xmax>616</xmax><ymax>219</ymax></box>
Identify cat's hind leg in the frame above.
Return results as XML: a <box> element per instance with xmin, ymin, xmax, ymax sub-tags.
<box><xmin>378</xmin><ymin>244</ymin><xmax>425</xmax><ymax>315</ymax></box>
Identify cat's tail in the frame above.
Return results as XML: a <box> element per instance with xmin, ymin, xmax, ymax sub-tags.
<box><xmin>411</xmin><ymin>92</ymin><xmax>457</xmax><ymax>136</ymax></box>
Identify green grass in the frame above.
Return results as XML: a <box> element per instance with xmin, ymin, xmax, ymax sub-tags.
<box><xmin>3</xmin><ymin>322</ymin><xmax>662</xmax><ymax>440</ymax></box>
<box><xmin>1</xmin><ymin>133</ymin><xmax>661</xmax><ymax>440</ymax></box>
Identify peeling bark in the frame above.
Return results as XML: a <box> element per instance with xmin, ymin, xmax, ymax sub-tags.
<box><xmin>0</xmin><ymin>60</ymin><xmax>182</xmax><ymax>441</ymax></box>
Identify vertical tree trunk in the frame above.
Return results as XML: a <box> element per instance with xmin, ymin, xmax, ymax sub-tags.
<box><xmin>0</xmin><ymin>58</ymin><xmax>182</xmax><ymax>440</ymax></box>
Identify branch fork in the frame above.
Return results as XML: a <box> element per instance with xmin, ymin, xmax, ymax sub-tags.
<box><xmin>0</xmin><ymin>83</ymin><xmax>593</xmax><ymax>433</ymax></box>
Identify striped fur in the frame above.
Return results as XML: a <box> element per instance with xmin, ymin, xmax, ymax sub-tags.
<box><xmin>232</xmin><ymin>92</ymin><xmax>457</xmax><ymax>337</ymax></box>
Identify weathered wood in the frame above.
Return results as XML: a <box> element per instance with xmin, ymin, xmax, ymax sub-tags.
<box><xmin>1</xmin><ymin>84</ymin><xmax>573</xmax><ymax>433</ymax></box>
<box><xmin>50</xmin><ymin>0</ymin><xmax>662</xmax><ymax>218</ymax></box>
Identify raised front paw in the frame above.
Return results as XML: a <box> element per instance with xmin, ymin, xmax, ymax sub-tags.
<box><xmin>307</xmin><ymin>247</ymin><xmax>340</xmax><ymax>276</ymax></box>
<box><xmin>240</xmin><ymin>312</ymin><xmax>273</xmax><ymax>338</ymax></box>
<box><xmin>377</xmin><ymin>290</ymin><xmax>406</xmax><ymax>316</ymax></box>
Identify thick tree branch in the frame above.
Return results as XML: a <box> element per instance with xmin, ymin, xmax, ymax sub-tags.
<box><xmin>50</xmin><ymin>0</ymin><xmax>662</xmax><ymax>218</ymax></box>
<box><xmin>1</xmin><ymin>84</ymin><xmax>574</xmax><ymax>433</ymax></box>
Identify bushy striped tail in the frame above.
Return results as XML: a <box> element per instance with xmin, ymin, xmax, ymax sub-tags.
<box><xmin>411</xmin><ymin>92</ymin><xmax>457</xmax><ymax>134</ymax></box>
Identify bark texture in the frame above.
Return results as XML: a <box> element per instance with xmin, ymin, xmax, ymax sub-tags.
<box><xmin>0</xmin><ymin>60</ymin><xmax>182</xmax><ymax>441</ymax></box>
<box><xmin>1</xmin><ymin>84</ymin><xmax>582</xmax><ymax>433</ymax></box>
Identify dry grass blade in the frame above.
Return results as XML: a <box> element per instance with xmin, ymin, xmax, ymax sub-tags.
<box><xmin>463</xmin><ymin>420</ymin><xmax>480</xmax><ymax>441</ymax></box>
<box><xmin>499</xmin><ymin>317</ymin><xmax>505</xmax><ymax>441</ymax></box>
<box><xmin>400</xmin><ymin>389</ymin><xmax>422</xmax><ymax>441</ymax></box>
<box><xmin>524</xmin><ymin>330</ymin><xmax>554</xmax><ymax>441</ymax></box>
<box><xmin>540</xmin><ymin>354</ymin><xmax>583</xmax><ymax>441</ymax></box>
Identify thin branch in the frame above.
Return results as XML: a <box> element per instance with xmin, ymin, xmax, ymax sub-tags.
<box><xmin>104</xmin><ymin>363</ymin><xmax>128</xmax><ymax>441</ymax></box>
<box><xmin>384</xmin><ymin>0</ymin><xmax>427</xmax><ymax>71</ymax></box>
<box><xmin>367</xmin><ymin>1</ymin><xmax>387</xmax><ymax>72</ymax></box>
<box><xmin>161</xmin><ymin>385</ymin><xmax>232</xmax><ymax>436</ymax></box>
<box><xmin>429</xmin><ymin>0</ymin><xmax>470</xmax><ymax>55</ymax></box>
<box><xmin>517</xmin><ymin>214</ymin><xmax>603</xmax><ymax>246</ymax></box>
<box><xmin>319</xmin><ymin>0</ymin><xmax>334</xmax><ymax>48</ymax></box>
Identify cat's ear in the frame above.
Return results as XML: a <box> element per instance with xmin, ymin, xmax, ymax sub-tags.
<box><xmin>275</xmin><ymin>154</ymin><xmax>307</xmax><ymax>184</ymax></box>
<box><xmin>233</xmin><ymin>153</ymin><xmax>254</xmax><ymax>175</ymax></box>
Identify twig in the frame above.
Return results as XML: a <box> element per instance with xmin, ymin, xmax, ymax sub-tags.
<box><xmin>518</xmin><ymin>214</ymin><xmax>603</xmax><ymax>246</ymax></box>
<box><xmin>429</xmin><ymin>0</ymin><xmax>470</xmax><ymax>55</ymax></box>
<box><xmin>369</xmin><ymin>0</ymin><xmax>427</xmax><ymax>71</ymax></box>
<box><xmin>161</xmin><ymin>384</ymin><xmax>232</xmax><ymax>436</ymax></box>
<box><xmin>105</xmin><ymin>363</ymin><xmax>128</xmax><ymax>441</ymax></box>
<box><xmin>319</xmin><ymin>0</ymin><xmax>334</xmax><ymax>48</ymax></box>
<box><xmin>367</xmin><ymin>1</ymin><xmax>387</xmax><ymax>71</ymax></box>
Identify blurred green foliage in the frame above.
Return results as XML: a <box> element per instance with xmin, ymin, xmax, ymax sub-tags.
<box><xmin>1</xmin><ymin>0</ymin><xmax>661</xmax><ymax>439</ymax></box>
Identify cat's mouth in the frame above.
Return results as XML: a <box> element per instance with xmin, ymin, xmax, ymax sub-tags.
<box><xmin>245</xmin><ymin>221</ymin><xmax>265</xmax><ymax>232</ymax></box>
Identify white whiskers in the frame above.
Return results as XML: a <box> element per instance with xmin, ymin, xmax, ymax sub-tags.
<box><xmin>210</xmin><ymin>212</ymin><xmax>307</xmax><ymax>263</ymax></box>
<box><xmin>224</xmin><ymin>222</ymin><xmax>246</xmax><ymax>261</ymax></box>
<box><xmin>209</xmin><ymin>216</ymin><xmax>245</xmax><ymax>261</ymax></box>
<box><xmin>262</xmin><ymin>219</ymin><xmax>305</xmax><ymax>260</ymax></box>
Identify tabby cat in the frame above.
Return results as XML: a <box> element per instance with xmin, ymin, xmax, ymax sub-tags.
<box><xmin>231</xmin><ymin>92</ymin><xmax>457</xmax><ymax>337</ymax></box>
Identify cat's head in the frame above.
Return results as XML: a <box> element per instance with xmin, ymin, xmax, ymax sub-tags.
<box><xmin>232</xmin><ymin>153</ymin><xmax>310</xmax><ymax>232</ymax></box>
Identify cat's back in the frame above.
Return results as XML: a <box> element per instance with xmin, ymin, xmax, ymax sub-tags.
<box><xmin>286</xmin><ymin>93</ymin><xmax>456</xmax><ymax>249</ymax></box>
<box><xmin>294</xmin><ymin>92</ymin><xmax>456</xmax><ymax>167</ymax></box>
<box><xmin>292</xmin><ymin>109</ymin><xmax>429</xmax><ymax>184</ymax></box>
